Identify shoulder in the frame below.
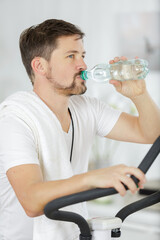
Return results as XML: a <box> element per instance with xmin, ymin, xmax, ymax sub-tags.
<box><xmin>0</xmin><ymin>91</ymin><xmax>32</xmax><ymax>103</ymax></box>
<box><xmin>0</xmin><ymin>115</ymin><xmax>39</xmax><ymax>173</ymax></box>
<box><xmin>0</xmin><ymin>114</ymin><xmax>34</xmax><ymax>139</ymax></box>
<box><xmin>0</xmin><ymin>91</ymin><xmax>34</xmax><ymax>113</ymax></box>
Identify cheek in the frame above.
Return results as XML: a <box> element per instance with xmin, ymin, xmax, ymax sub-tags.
<box><xmin>54</xmin><ymin>65</ymin><xmax>74</xmax><ymax>82</ymax></box>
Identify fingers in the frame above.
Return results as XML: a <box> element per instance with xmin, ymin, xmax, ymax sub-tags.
<box><xmin>114</xmin><ymin>181</ymin><xmax>127</xmax><ymax>197</ymax></box>
<box><xmin>86</xmin><ymin>164</ymin><xmax>146</xmax><ymax>197</ymax></box>
<box><xmin>114</xmin><ymin>57</ymin><xmax>120</xmax><ymax>62</ymax></box>
<box><xmin>114</xmin><ymin>177</ymin><xmax>140</xmax><ymax>197</ymax></box>
<box><xmin>109</xmin><ymin>56</ymin><xmax>139</xmax><ymax>64</ymax></box>
<box><xmin>119</xmin><ymin>175</ymin><xmax>138</xmax><ymax>194</ymax></box>
<box><xmin>121</xmin><ymin>166</ymin><xmax>146</xmax><ymax>195</ymax></box>
<box><xmin>113</xmin><ymin>165</ymin><xmax>146</xmax><ymax>196</ymax></box>
<box><xmin>109</xmin><ymin>79</ymin><xmax>122</xmax><ymax>87</ymax></box>
<box><xmin>109</xmin><ymin>79</ymin><xmax>122</xmax><ymax>92</ymax></box>
<box><xmin>109</xmin><ymin>56</ymin><xmax>128</xmax><ymax>64</ymax></box>
<box><xmin>120</xmin><ymin>56</ymin><xmax>128</xmax><ymax>61</ymax></box>
<box><xmin>109</xmin><ymin>59</ymin><xmax>115</xmax><ymax>64</ymax></box>
<box><xmin>138</xmin><ymin>182</ymin><xmax>145</xmax><ymax>189</ymax></box>
<box><xmin>125</xmin><ymin>166</ymin><xmax>146</xmax><ymax>187</ymax></box>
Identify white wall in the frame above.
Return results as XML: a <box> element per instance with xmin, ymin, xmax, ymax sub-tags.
<box><xmin>0</xmin><ymin>0</ymin><xmax>160</xmax><ymax>179</ymax></box>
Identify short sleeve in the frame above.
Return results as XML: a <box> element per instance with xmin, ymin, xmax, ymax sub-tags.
<box><xmin>0</xmin><ymin>115</ymin><xmax>40</xmax><ymax>173</ymax></box>
<box><xmin>87</xmin><ymin>97</ymin><xmax>122</xmax><ymax>137</ymax></box>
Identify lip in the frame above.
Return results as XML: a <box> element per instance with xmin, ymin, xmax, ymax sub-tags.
<box><xmin>76</xmin><ymin>75</ymin><xmax>85</xmax><ymax>82</ymax></box>
<box><xmin>76</xmin><ymin>75</ymin><xmax>81</xmax><ymax>79</ymax></box>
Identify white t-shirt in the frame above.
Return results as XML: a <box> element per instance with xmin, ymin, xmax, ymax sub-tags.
<box><xmin>0</xmin><ymin>93</ymin><xmax>121</xmax><ymax>240</ymax></box>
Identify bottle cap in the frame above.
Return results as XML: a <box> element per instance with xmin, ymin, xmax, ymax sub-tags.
<box><xmin>80</xmin><ymin>71</ymin><xmax>88</xmax><ymax>80</ymax></box>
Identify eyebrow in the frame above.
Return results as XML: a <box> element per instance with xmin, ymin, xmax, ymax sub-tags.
<box><xmin>65</xmin><ymin>50</ymin><xmax>86</xmax><ymax>55</ymax></box>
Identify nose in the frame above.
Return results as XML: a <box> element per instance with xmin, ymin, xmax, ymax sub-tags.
<box><xmin>76</xmin><ymin>58</ymin><xmax>87</xmax><ymax>72</ymax></box>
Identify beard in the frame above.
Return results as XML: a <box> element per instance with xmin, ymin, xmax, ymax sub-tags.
<box><xmin>46</xmin><ymin>72</ymin><xmax>87</xmax><ymax>96</ymax></box>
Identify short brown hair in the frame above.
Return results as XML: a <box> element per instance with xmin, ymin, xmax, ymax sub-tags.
<box><xmin>19</xmin><ymin>19</ymin><xmax>85</xmax><ymax>85</ymax></box>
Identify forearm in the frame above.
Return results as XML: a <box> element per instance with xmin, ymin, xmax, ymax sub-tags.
<box><xmin>25</xmin><ymin>173</ymin><xmax>89</xmax><ymax>217</ymax></box>
<box><xmin>131</xmin><ymin>90</ymin><xmax>160</xmax><ymax>142</ymax></box>
<box><xmin>8</xmin><ymin>163</ymin><xmax>145</xmax><ymax>218</ymax></box>
<box><xmin>25</xmin><ymin>165</ymin><xmax>146</xmax><ymax>217</ymax></box>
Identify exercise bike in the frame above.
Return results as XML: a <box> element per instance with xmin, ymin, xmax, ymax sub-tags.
<box><xmin>44</xmin><ymin>137</ymin><xmax>160</xmax><ymax>240</ymax></box>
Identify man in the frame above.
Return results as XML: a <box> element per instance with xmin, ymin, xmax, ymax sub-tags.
<box><xmin>0</xmin><ymin>19</ymin><xmax>159</xmax><ymax>240</ymax></box>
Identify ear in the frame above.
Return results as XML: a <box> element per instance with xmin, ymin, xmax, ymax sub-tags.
<box><xmin>31</xmin><ymin>57</ymin><xmax>48</xmax><ymax>76</ymax></box>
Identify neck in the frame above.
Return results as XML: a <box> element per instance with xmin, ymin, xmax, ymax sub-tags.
<box><xmin>33</xmin><ymin>83</ymin><xmax>71</xmax><ymax>132</ymax></box>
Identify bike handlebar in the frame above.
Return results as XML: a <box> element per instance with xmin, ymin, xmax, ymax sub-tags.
<box><xmin>45</xmin><ymin>136</ymin><xmax>160</xmax><ymax>213</ymax></box>
<box><xmin>44</xmin><ymin>136</ymin><xmax>160</xmax><ymax>238</ymax></box>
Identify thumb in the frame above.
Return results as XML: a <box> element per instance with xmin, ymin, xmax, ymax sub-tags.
<box><xmin>109</xmin><ymin>79</ymin><xmax>122</xmax><ymax>92</ymax></box>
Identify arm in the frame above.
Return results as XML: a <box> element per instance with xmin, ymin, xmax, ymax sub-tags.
<box><xmin>7</xmin><ymin>163</ymin><xmax>146</xmax><ymax>217</ymax></box>
<box><xmin>106</xmin><ymin>57</ymin><xmax>160</xmax><ymax>143</ymax></box>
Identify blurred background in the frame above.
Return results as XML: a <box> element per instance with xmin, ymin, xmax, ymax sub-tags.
<box><xmin>0</xmin><ymin>0</ymin><xmax>160</xmax><ymax>239</ymax></box>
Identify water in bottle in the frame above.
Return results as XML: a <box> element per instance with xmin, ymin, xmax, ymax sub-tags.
<box><xmin>80</xmin><ymin>59</ymin><xmax>149</xmax><ymax>83</ymax></box>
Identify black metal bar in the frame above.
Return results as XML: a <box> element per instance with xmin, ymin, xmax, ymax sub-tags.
<box><xmin>130</xmin><ymin>136</ymin><xmax>160</xmax><ymax>185</ymax></box>
<box><xmin>45</xmin><ymin>209</ymin><xmax>91</xmax><ymax>237</ymax></box>
<box><xmin>115</xmin><ymin>191</ymin><xmax>160</xmax><ymax>222</ymax></box>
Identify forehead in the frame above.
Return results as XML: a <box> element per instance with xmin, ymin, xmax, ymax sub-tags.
<box><xmin>56</xmin><ymin>35</ymin><xmax>85</xmax><ymax>52</ymax></box>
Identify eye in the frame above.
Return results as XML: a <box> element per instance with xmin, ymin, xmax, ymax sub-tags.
<box><xmin>68</xmin><ymin>54</ymin><xmax>74</xmax><ymax>59</ymax></box>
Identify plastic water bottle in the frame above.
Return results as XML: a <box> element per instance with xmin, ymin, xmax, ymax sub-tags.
<box><xmin>80</xmin><ymin>59</ymin><xmax>149</xmax><ymax>83</ymax></box>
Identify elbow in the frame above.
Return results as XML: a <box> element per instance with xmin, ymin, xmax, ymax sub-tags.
<box><xmin>138</xmin><ymin>129</ymin><xmax>160</xmax><ymax>144</ymax></box>
<box><xmin>25</xmin><ymin>208</ymin><xmax>43</xmax><ymax>218</ymax></box>
<box><xmin>20</xmin><ymin>188</ymin><xmax>44</xmax><ymax>218</ymax></box>
<box><xmin>147</xmin><ymin>134</ymin><xmax>160</xmax><ymax>144</ymax></box>
<box><xmin>21</xmin><ymin>197</ymin><xmax>44</xmax><ymax>217</ymax></box>
<box><xmin>25</xmin><ymin>210</ymin><xmax>38</xmax><ymax>218</ymax></box>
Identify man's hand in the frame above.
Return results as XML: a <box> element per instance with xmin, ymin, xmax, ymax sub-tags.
<box><xmin>84</xmin><ymin>164</ymin><xmax>146</xmax><ymax>196</ymax></box>
<box><xmin>109</xmin><ymin>56</ymin><xmax>146</xmax><ymax>99</ymax></box>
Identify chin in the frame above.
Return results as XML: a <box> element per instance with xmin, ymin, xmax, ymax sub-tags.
<box><xmin>69</xmin><ymin>85</ymin><xmax>87</xmax><ymax>96</ymax></box>
<box><xmin>77</xmin><ymin>84</ymin><xmax>87</xmax><ymax>95</ymax></box>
